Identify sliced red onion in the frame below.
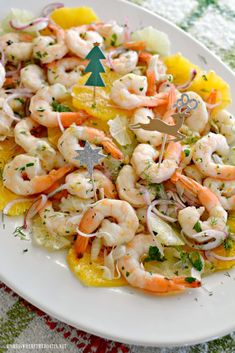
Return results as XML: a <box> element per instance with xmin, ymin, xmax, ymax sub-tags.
<box><xmin>6</xmin><ymin>62</ymin><xmax>22</xmax><ymax>78</ymax></box>
<box><xmin>56</xmin><ymin>112</ymin><xmax>65</xmax><ymax>132</ymax></box>
<box><xmin>106</xmin><ymin>52</ymin><xmax>115</xmax><ymax>71</ymax></box>
<box><xmin>47</xmin><ymin>183</ymin><xmax>68</xmax><ymax>199</ymax></box>
<box><xmin>176</xmin><ymin>69</ymin><xmax>197</xmax><ymax>91</ymax></box>
<box><xmin>167</xmin><ymin>190</ymin><xmax>186</xmax><ymax>208</ymax></box>
<box><xmin>139</xmin><ymin>186</ymin><xmax>152</xmax><ymax>206</ymax></box>
<box><xmin>3</xmin><ymin>92</ymin><xmax>33</xmax><ymax>122</ymax></box>
<box><xmin>24</xmin><ymin>194</ymin><xmax>47</xmax><ymax>229</ymax></box>
<box><xmin>9</xmin><ymin>18</ymin><xmax>49</xmax><ymax>32</ymax></box>
<box><xmin>76</xmin><ymin>228</ymin><xmax>112</xmax><ymax>239</ymax></box>
<box><xmin>181</xmin><ymin>230</ymin><xmax>226</xmax><ymax>250</ymax></box>
<box><xmin>206</xmin><ymin>251</ymin><xmax>235</xmax><ymax>262</ymax></box>
<box><xmin>42</xmin><ymin>2</ymin><xmax>64</xmax><ymax>17</ymax></box>
<box><xmin>152</xmin><ymin>207</ymin><xmax>177</xmax><ymax>223</ymax></box>
<box><xmin>124</xmin><ymin>17</ymin><xmax>131</xmax><ymax>42</ymax></box>
<box><xmin>3</xmin><ymin>198</ymin><xmax>33</xmax><ymax>215</ymax></box>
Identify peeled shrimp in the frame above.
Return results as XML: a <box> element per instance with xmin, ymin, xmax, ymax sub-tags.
<box><xmin>93</xmin><ymin>21</ymin><xmax>125</xmax><ymax>47</ymax></box>
<box><xmin>110</xmin><ymin>73</ymin><xmax>168</xmax><ymax>110</ymax></box>
<box><xmin>65</xmin><ymin>169</ymin><xmax>117</xmax><ymax>199</ymax></box>
<box><xmin>33</xmin><ymin>24</ymin><xmax>68</xmax><ymax>64</ymax></box>
<box><xmin>39</xmin><ymin>201</ymin><xmax>82</xmax><ymax>237</ymax></box>
<box><xmin>20</xmin><ymin>64</ymin><xmax>46</xmax><ymax>93</ymax></box>
<box><xmin>118</xmin><ymin>233</ymin><xmax>201</xmax><ymax>293</ymax></box>
<box><xmin>172</xmin><ymin>173</ymin><xmax>227</xmax><ymax>238</ymax></box>
<box><xmin>203</xmin><ymin>178</ymin><xmax>235</xmax><ymax>211</ymax></box>
<box><xmin>0</xmin><ymin>97</ymin><xmax>14</xmax><ymax>138</ymax></box>
<box><xmin>0</xmin><ymin>33</ymin><xmax>33</xmax><ymax>63</ymax></box>
<box><xmin>58</xmin><ymin>124</ymin><xmax>123</xmax><ymax>166</ymax></box>
<box><xmin>116</xmin><ymin>165</ymin><xmax>155</xmax><ymax>207</ymax></box>
<box><xmin>130</xmin><ymin>108</ymin><xmax>163</xmax><ymax>147</ymax></box>
<box><xmin>29</xmin><ymin>83</ymin><xmax>88</xmax><ymax>128</ymax></box>
<box><xmin>77</xmin><ymin>199</ymin><xmax>139</xmax><ymax>248</ymax></box>
<box><xmin>65</xmin><ymin>25</ymin><xmax>103</xmax><ymax>59</ymax></box>
<box><xmin>193</xmin><ymin>132</ymin><xmax>235</xmax><ymax>180</ymax></box>
<box><xmin>211</xmin><ymin>109</ymin><xmax>235</xmax><ymax>145</ymax></box>
<box><xmin>183</xmin><ymin>92</ymin><xmax>208</xmax><ymax>134</ymax></box>
<box><xmin>47</xmin><ymin>57</ymin><xmax>85</xmax><ymax>88</ymax></box>
<box><xmin>131</xmin><ymin>142</ymin><xmax>181</xmax><ymax>183</ymax></box>
<box><xmin>108</xmin><ymin>48</ymin><xmax>138</xmax><ymax>75</ymax></box>
<box><xmin>3</xmin><ymin>154</ymin><xmax>71</xmax><ymax>195</ymax></box>
<box><xmin>14</xmin><ymin>117</ymin><xmax>64</xmax><ymax>170</ymax></box>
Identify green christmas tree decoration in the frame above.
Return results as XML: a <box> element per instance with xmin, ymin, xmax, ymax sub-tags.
<box><xmin>84</xmin><ymin>44</ymin><xmax>106</xmax><ymax>87</ymax></box>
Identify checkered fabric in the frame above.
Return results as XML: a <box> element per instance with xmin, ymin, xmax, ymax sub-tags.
<box><xmin>1</xmin><ymin>0</ymin><xmax>235</xmax><ymax>352</ymax></box>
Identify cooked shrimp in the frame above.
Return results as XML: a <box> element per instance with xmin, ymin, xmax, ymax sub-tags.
<box><xmin>76</xmin><ymin>199</ymin><xmax>139</xmax><ymax>252</ymax></box>
<box><xmin>58</xmin><ymin>124</ymin><xmax>123</xmax><ymax>166</ymax></box>
<box><xmin>118</xmin><ymin>233</ymin><xmax>201</xmax><ymax>293</ymax></box>
<box><xmin>110</xmin><ymin>73</ymin><xmax>168</xmax><ymax>110</ymax></box>
<box><xmin>20</xmin><ymin>64</ymin><xmax>46</xmax><ymax>93</ymax></box>
<box><xmin>92</xmin><ymin>21</ymin><xmax>125</xmax><ymax>47</ymax></box>
<box><xmin>210</xmin><ymin>109</ymin><xmax>235</xmax><ymax>145</ymax></box>
<box><xmin>3</xmin><ymin>154</ymin><xmax>72</xmax><ymax>195</ymax></box>
<box><xmin>65</xmin><ymin>169</ymin><xmax>117</xmax><ymax>199</ymax></box>
<box><xmin>108</xmin><ymin>48</ymin><xmax>138</xmax><ymax>75</ymax></box>
<box><xmin>0</xmin><ymin>97</ymin><xmax>14</xmax><ymax>137</ymax></box>
<box><xmin>47</xmin><ymin>57</ymin><xmax>85</xmax><ymax>88</ymax></box>
<box><xmin>14</xmin><ymin>117</ymin><xmax>64</xmax><ymax>170</ymax></box>
<box><xmin>0</xmin><ymin>33</ymin><xmax>33</xmax><ymax>63</ymax></box>
<box><xmin>193</xmin><ymin>132</ymin><xmax>235</xmax><ymax>180</ymax></box>
<box><xmin>130</xmin><ymin>108</ymin><xmax>163</xmax><ymax>147</ymax></box>
<box><xmin>39</xmin><ymin>201</ymin><xmax>82</xmax><ymax>237</ymax></box>
<box><xmin>116</xmin><ymin>165</ymin><xmax>155</xmax><ymax>207</ymax></box>
<box><xmin>33</xmin><ymin>24</ymin><xmax>68</xmax><ymax>64</ymax></box>
<box><xmin>146</xmin><ymin>54</ymin><xmax>168</xmax><ymax>95</ymax></box>
<box><xmin>29</xmin><ymin>84</ymin><xmax>89</xmax><ymax>128</ymax></box>
<box><xmin>131</xmin><ymin>142</ymin><xmax>181</xmax><ymax>183</ymax></box>
<box><xmin>0</xmin><ymin>62</ymin><xmax>6</xmax><ymax>88</ymax></box>
<box><xmin>65</xmin><ymin>25</ymin><xmax>103</xmax><ymax>59</ymax></box>
<box><xmin>203</xmin><ymin>178</ymin><xmax>235</xmax><ymax>211</ymax></box>
<box><xmin>183</xmin><ymin>165</ymin><xmax>203</xmax><ymax>184</ymax></box>
<box><xmin>182</xmin><ymin>92</ymin><xmax>208</xmax><ymax>134</ymax></box>
<box><xmin>171</xmin><ymin>173</ymin><xmax>227</xmax><ymax>238</ymax></box>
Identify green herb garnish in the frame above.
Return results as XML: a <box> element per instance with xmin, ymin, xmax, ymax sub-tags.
<box><xmin>144</xmin><ymin>246</ymin><xmax>165</xmax><ymax>262</ymax></box>
<box><xmin>193</xmin><ymin>221</ymin><xmax>202</xmax><ymax>233</ymax></box>
<box><xmin>185</xmin><ymin>277</ymin><xmax>197</xmax><ymax>283</ymax></box>
<box><xmin>52</xmin><ymin>101</ymin><xmax>72</xmax><ymax>112</ymax></box>
<box><xmin>189</xmin><ymin>251</ymin><xmax>203</xmax><ymax>271</ymax></box>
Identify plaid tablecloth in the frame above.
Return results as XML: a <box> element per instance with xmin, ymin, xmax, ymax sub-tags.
<box><xmin>1</xmin><ymin>0</ymin><xmax>235</xmax><ymax>352</ymax></box>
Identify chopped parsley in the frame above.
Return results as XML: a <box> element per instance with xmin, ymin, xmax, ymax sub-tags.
<box><xmin>185</xmin><ymin>277</ymin><xmax>197</xmax><ymax>283</ymax></box>
<box><xmin>110</xmin><ymin>33</ymin><xmax>118</xmax><ymax>46</ymax></box>
<box><xmin>184</xmin><ymin>148</ymin><xmax>190</xmax><ymax>157</ymax></box>
<box><xmin>188</xmin><ymin>251</ymin><xmax>203</xmax><ymax>271</ymax></box>
<box><xmin>126</xmin><ymin>271</ymin><xmax>130</xmax><ymax>277</ymax></box>
<box><xmin>26</xmin><ymin>162</ymin><xmax>34</xmax><ymax>168</ymax></box>
<box><xmin>52</xmin><ymin>100</ymin><xmax>72</xmax><ymax>112</ymax></box>
<box><xmin>223</xmin><ymin>237</ymin><xmax>233</xmax><ymax>251</ymax></box>
<box><xmin>193</xmin><ymin>221</ymin><xmax>202</xmax><ymax>233</ymax></box>
<box><xmin>144</xmin><ymin>246</ymin><xmax>165</xmax><ymax>263</ymax></box>
<box><xmin>202</xmin><ymin>74</ymin><xmax>208</xmax><ymax>81</ymax></box>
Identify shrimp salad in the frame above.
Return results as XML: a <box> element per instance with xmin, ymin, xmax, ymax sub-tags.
<box><xmin>0</xmin><ymin>4</ymin><xmax>235</xmax><ymax>295</ymax></box>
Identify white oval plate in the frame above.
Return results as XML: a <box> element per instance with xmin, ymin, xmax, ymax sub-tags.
<box><xmin>1</xmin><ymin>0</ymin><xmax>235</xmax><ymax>347</ymax></box>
